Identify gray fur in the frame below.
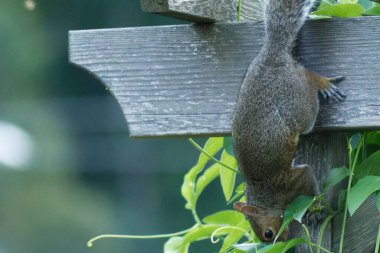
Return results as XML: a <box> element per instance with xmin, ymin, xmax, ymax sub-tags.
<box><xmin>232</xmin><ymin>0</ymin><xmax>320</xmax><ymax>211</ymax></box>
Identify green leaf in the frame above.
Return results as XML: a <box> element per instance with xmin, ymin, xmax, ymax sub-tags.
<box><xmin>323</xmin><ymin>166</ymin><xmax>351</xmax><ymax>192</ymax></box>
<box><xmin>224</xmin><ymin>137</ymin><xmax>235</xmax><ymax>156</ymax></box>
<box><xmin>348</xmin><ymin>176</ymin><xmax>380</xmax><ymax>215</ymax></box>
<box><xmin>349</xmin><ymin>133</ymin><xmax>362</xmax><ymax>150</ymax></box>
<box><xmin>319</xmin><ymin>0</ymin><xmax>336</xmax><ymax>9</ymax></box>
<box><xmin>313</xmin><ymin>4</ymin><xmax>364</xmax><ymax>18</ymax></box>
<box><xmin>203</xmin><ymin>210</ymin><xmax>245</xmax><ymax>226</ymax></box>
<box><xmin>165</xmin><ymin>225</ymin><xmax>225</xmax><ymax>253</ymax></box>
<box><xmin>230</xmin><ymin>249</ymin><xmax>248</xmax><ymax>253</ymax></box>
<box><xmin>219</xmin><ymin>220</ymin><xmax>252</xmax><ymax>253</ymax></box>
<box><xmin>164</xmin><ymin>237</ymin><xmax>186</xmax><ymax>253</ymax></box>
<box><xmin>275</xmin><ymin>195</ymin><xmax>314</xmax><ymax>242</ymax></box>
<box><xmin>338</xmin><ymin>0</ymin><xmax>358</xmax><ymax>4</ymax></box>
<box><xmin>258</xmin><ymin>238</ymin><xmax>307</xmax><ymax>253</ymax></box>
<box><xmin>232</xmin><ymin>242</ymin><xmax>269</xmax><ymax>253</ymax></box>
<box><xmin>194</xmin><ymin>163</ymin><xmax>220</xmax><ymax>201</ymax></box>
<box><xmin>358</xmin><ymin>0</ymin><xmax>376</xmax><ymax>9</ymax></box>
<box><xmin>228</xmin><ymin>183</ymin><xmax>245</xmax><ymax>205</ymax></box>
<box><xmin>183</xmin><ymin>225</ymin><xmax>222</xmax><ymax>242</ymax></box>
<box><xmin>290</xmin><ymin>195</ymin><xmax>315</xmax><ymax>222</ymax></box>
<box><xmin>181</xmin><ymin>138</ymin><xmax>224</xmax><ymax>209</ymax></box>
<box><xmin>219</xmin><ymin>150</ymin><xmax>238</xmax><ymax>201</ymax></box>
<box><xmin>365</xmin><ymin>131</ymin><xmax>380</xmax><ymax>145</ymax></box>
<box><xmin>362</xmin><ymin>6</ymin><xmax>380</xmax><ymax>15</ymax></box>
<box><xmin>376</xmin><ymin>191</ymin><xmax>380</xmax><ymax>212</ymax></box>
<box><xmin>355</xmin><ymin>150</ymin><xmax>380</xmax><ymax>180</ymax></box>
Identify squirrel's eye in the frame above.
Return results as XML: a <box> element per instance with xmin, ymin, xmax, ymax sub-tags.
<box><xmin>264</xmin><ymin>228</ymin><xmax>274</xmax><ymax>240</ymax></box>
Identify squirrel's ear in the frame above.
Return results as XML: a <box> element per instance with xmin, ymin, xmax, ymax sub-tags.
<box><xmin>234</xmin><ymin>202</ymin><xmax>259</xmax><ymax>216</ymax></box>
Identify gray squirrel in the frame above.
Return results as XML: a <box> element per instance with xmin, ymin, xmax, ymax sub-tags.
<box><xmin>232</xmin><ymin>0</ymin><xmax>345</xmax><ymax>242</ymax></box>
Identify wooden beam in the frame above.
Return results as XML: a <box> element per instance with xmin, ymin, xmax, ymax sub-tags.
<box><xmin>139</xmin><ymin>0</ymin><xmax>264</xmax><ymax>23</ymax></box>
<box><xmin>139</xmin><ymin>0</ymin><xmax>236</xmax><ymax>22</ymax></box>
<box><xmin>290</xmin><ymin>133</ymin><xmax>348</xmax><ymax>252</ymax></box>
<box><xmin>69</xmin><ymin>17</ymin><xmax>380</xmax><ymax>138</ymax></box>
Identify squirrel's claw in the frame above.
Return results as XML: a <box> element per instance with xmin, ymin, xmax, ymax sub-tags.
<box><xmin>319</xmin><ymin>76</ymin><xmax>346</xmax><ymax>102</ymax></box>
<box><xmin>329</xmin><ymin>76</ymin><xmax>345</xmax><ymax>84</ymax></box>
<box><xmin>327</xmin><ymin>83</ymin><xmax>346</xmax><ymax>102</ymax></box>
<box><xmin>303</xmin><ymin>208</ymin><xmax>325</xmax><ymax>228</ymax></box>
<box><xmin>305</xmin><ymin>211</ymin><xmax>322</xmax><ymax>227</ymax></box>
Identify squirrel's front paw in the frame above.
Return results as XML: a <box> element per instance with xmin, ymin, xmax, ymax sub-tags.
<box><xmin>302</xmin><ymin>203</ymin><xmax>325</xmax><ymax>227</ymax></box>
<box><xmin>305</xmin><ymin>210</ymin><xmax>323</xmax><ymax>226</ymax></box>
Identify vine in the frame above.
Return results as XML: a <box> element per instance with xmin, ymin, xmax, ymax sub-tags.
<box><xmin>87</xmin><ymin>1</ymin><xmax>380</xmax><ymax>252</ymax></box>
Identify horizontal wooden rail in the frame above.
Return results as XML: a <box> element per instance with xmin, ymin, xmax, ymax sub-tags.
<box><xmin>139</xmin><ymin>0</ymin><xmax>263</xmax><ymax>23</ymax></box>
<box><xmin>69</xmin><ymin>17</ymin><xmax>380</xmax><ymax>138</ymax></box>
<box><xmin>139</xmin><ymin>0</ymin><xmax>236</xmax><ymax>22</ymax></box>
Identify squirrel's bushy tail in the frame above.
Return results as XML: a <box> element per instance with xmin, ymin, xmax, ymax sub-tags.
<box><xmin>263</xmin><ymin>0</ymin><xmax>317</xmax><ymax>50</ymax></box>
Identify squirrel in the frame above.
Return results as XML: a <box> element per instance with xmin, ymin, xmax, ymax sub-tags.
<box><xmin>231</xmin><ymin>0</ymin><xmax>346</xmax><ymax>243</ymax></box>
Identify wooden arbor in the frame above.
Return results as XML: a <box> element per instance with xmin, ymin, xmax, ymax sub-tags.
<box><xmin>69</xmin><ymin>1</ymin><xmax>380</xmax><ymax>252</ymax></box>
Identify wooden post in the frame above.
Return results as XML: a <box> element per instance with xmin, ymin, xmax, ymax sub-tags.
<box><xmin>68</xmin><ymin>2</ymin><xmax>380</xmax><ymax>251</ymax></box>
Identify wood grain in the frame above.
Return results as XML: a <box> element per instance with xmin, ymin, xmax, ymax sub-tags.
<box><xmin>332</xmin><ymin>195</ymin><xmax>380</xmax><ymax>253</ymax></box>
<box><xmin>139</xmin><ymin>0</ymin><xmax>265</xmax><ymax>23</ymax></box>
<box><xmin>289</xmin><ymin>133</ymin><xmax>348</xmax><ymax>252</ymax></box>
<box><xmin>69</xmin><ymin>17</ymin><xmax>380</xmax><ymax>138</ymax></box>
<box><xmin>140</xmin><ymin>0</ymin><xmax>236</xmax><ymax>22</ymax></box>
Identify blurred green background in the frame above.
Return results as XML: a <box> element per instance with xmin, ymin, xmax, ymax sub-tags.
<box><xmin>0</xmin><ymin>1</ymin><xmax>228</xmax><ymax>252</ymax></box>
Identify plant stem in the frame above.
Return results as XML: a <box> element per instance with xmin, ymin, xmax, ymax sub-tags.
<box><xmin>316</xmin><ymin>215</ymin><xmax>334</xmax><ymax>253</ymax></box>
<box><xmin>237</xmin><ymin>0</ymin><xmax>242</xmax><ymax>22</ymax></box>
<box><xmin>310</xmin><ymin>243</ymin><xmax>333</xmax><ymax>253</ymax></box>
<box><xmin>188</xmin><ymin>139</ymin><xmax>239</xmax><ymax>174</ymax></box>
<box><xmin>302</xmin><ymin>224</ymin><xmax>314</xmax><ymax>253</ymax></box>
<box><xmin>339</xmin><ymin>134</ymin><xmax>363</xmax><ymax>253</ymax></box>
<box><xmin>87</xmin><ymin>225</ymin><xmax>199</xmax><ymax>247</ymax></box>
<box><xmin>210</xmin><ymin>226</ymin><xmax>252</xmax><ymax>243</ymax></box>
<box><xmin>375</xmin><ymin>224</ymin><xmax>380</xmax><ymax>253</ymax></box>
<box><xmin>192</xmin><ymin>208</ymin><xmax>203</xmax><ymax>225</ymax></box>
<box><xmin>320</xmin><ymin>198</ymin><xmax>336</xmax><ymax>215</ymax></box>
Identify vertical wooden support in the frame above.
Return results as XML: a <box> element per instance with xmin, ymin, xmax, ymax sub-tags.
<box><xmin>332</xmin><ymin>196</ymin><xmax>380</xmax><ymax>252</ymax></box>
<box><xmin>290</xmin><ymin>133</ymin><xmax>348</xmax><ymax>252</ymax></box>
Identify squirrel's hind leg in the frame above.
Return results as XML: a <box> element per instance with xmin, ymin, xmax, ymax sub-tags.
<box><xmin>304</xmin><ymin>69</ymin><xmax>346</xmax><ymax>102</ymax></box>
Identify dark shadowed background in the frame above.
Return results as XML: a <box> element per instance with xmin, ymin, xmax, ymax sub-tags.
<box><xmin>0</xmin><ymin>1</ymin><xmax>228</xmax><ymax>252</ymax></box>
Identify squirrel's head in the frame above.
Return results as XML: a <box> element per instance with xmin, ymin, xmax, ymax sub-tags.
<box><xmin>234</xmin><ymin>202</ymin><xmax>288</xmax><ymax>242</ymax></box>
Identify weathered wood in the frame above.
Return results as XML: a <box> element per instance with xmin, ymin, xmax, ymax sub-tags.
<box><xmin>289</xmin><ymin>133</ymin><xmax>348</xmax><ymax>252</ymax></box>
<box><xmin>139</xmin><ymin>0</ymin><xmax>264</xmax><ymax>23</ymax></box>
<box><xmin>332</xmin><ymin>195</ymin><xmax>380</xmax><ymax>253</ymax></box>
<box><xmin>140</xmin><ymin>0</ymin><xmax>236</xmax><ymax>22</ymax></box>
<box><xmin>69</xmin><ymin>17</ymin><xmax>380</xmax><ymax>138</ymax></box>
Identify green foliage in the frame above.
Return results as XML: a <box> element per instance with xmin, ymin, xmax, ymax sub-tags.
<box><xmin>166</xmin><ymin>137</ymin><xmax>245</xmax><ymax>253</ymax></box>
<box><xmin>233</xmin><ymin>238</ymin><xmax>307</xmax><ymax>253</ymax></box>
<box><xmin>219</xmin><ymin>150</ymin><xmax>238</xmax><ymax>201</ymax></box>
<box><xmin>348</xmin><ymin>176</ymin><xmax>380</xmax><ymax>215</ymax></box>
<box><xmin>363</xmin><ymin>6</ymin><xmax>380</xmax><ymax>15</ymax></box>
<box><xmin>323</xmin><ymin>166</ymin><xmax>352</xmax><ymax>192</ymax></box>
<box><xmin>224</xmin><ymin>137</ymin><xmax>235</xmax><ymax>156</ymax></box>
<box><xmin>313</xmin><ymin>3</ymin><xmax>365</xmax><ymax>17</ymax></box>
<box><xmin>203</xmin><ymin>211</ymin><xmax>244</xmax><ymax>226</ymax></box>
<box><xmin>312</xmin><ymin>0</ymin><xmax>380</xmax><ymax>17</ymax></box>
<box><xmin>87</xmin><ymin>2</ymin><xmax>380</xmax><ymax>252</ymax></box>
<box><xmin>181</xmin><ymin>138</ymin><xmax>224</xmax><ymax>211</ymax></box>
<box><xmin>219</xmin><ymin>220</ymin><xmax>251</xmax><ymax>253</ymax></box>
<box><xmin>355</xmin><ymin>150</ymin><xmax>380</xmax><ymax>179</ymax></box>
<box><xmin>275</xmin><ymin>196</ymin><xmax>315</xmax><ymax>242</ymax></box>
